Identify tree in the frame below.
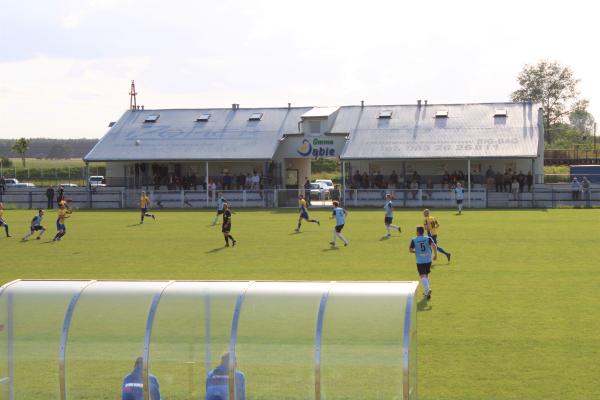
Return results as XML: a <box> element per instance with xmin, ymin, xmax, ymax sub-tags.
<box><xmin>47</xmin><ymin>144</ymin><xmax>70</xmax><ymax>159</ymax></box>
<box><xmin>569</xmin><ymin>99</ymin><xmax>595</xmax><ymax>134</ymax></box>
<box><xmin>11</xmin><ymin>138</ymin><xmax>31</xmax><ymax>167</ymax></box>
<box><xmin>511</xmin><ymin>60</ymin><xmax>580</xmax><ymax>141</ymax></box>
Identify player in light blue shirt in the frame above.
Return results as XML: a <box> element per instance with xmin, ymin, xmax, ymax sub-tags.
<box><xmin>409</xmin><ymin>226</ymin><xmax>438</xmax><ymax>299</ymax></box>
<box><xmin>453</xmin><ymin>182</ymin><xmax>465</xmax><ymax>214</ymax></box>
<box><xmin>213</xmin><ymin>192</ymin><xmax>228</xmax><ymax>225</ymax></box>
<box><xmin>329</xmin><ymin>201</ymin><xmax>348</xmax><ymax>247</ymax></box>
<box><xmin>383</xmin><ymin>194</ymin><xmax>401</xmax><ymax>237</ymax></box>
<box><xmin>22</xmin><ymin>209</ymin><xmax>46</xmax><ymax>241</ymax></box>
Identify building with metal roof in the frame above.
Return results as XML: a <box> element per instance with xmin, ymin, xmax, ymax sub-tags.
<box><xmin>84</xmin><ymin>101</ymin><xmax>544</xmax><ymax>192</ymax></box>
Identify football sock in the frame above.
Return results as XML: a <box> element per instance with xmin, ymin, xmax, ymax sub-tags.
<box><xmin>386</xmin><ymin>226</ymin><xmax>391</xmax><ymax>235</ymax></box>
<box><xmin>53</xmin><ymin>232</ymin><xmax>61</xmax><ymax>241</ymax></box>
<box><xmin>141</xmin><ymin>213</ymin><xmax>145</xmax><ymax>222</ymax></box>
<box><xmin>4</xmin><ymin>224</ymin><xmax>8</xmax><ymax>236</ymax></box>
<box><xmin>297</xmin><ymin>222</ymin><xmax>301</xmax><ymax>229</ymax></box>
<box><xmin>421</xmin><ymin>277</ymin><xmax>430</xmax><ymax>293</ymax></box>
<box><xmin>23</xmin><ymin>232</ymin><xmax>32</xmax><ymax>240</ymax></box>
<box><xmin>390</xmin><ymin>224</ymin><xmax>399</xmax><ymax>229</ymax></box>
<box><xmin>225</xmin><ymin>236</ymin><xmax>229</xmax><ymax>245</ymax></box>
<box><xmin>337</xmin><ymin>232</ymin><xmax>348</xmax><ymax>245</ymax></box>
<box><xmin>38</xmin><ymin>229</ymin><xmax>46</xmax><ymax>238</ymax></box>
<box><xmin>437</xmin><ymin>247</ymin><xmax>449</xmax><ymax>256</ymax></box>
<box><xmin>228</xmin><ymin>234</ymin><xmax>235</xmax><ymax>242</ymax></box>
<box><xmin>332</xmin><ymin>231</ymin><xmax>337</xmax><ymax>244</ymax></box>
<box><xmin>309</xmin><ymin>219</ymin><xmax>318</xmax><ymax>223</ymax></box>
<box><xmin>213</xmin><ymin>216</ymin><xmax>218</xmax><ymax>224</ymax></box>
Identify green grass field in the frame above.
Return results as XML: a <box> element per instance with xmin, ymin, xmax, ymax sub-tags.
<box><xmin>0</xmin><ymin>208</ymin><xmax>599</xmax><ymax>399</ymax></box>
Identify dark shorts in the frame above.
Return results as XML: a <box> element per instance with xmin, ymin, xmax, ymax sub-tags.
<box><xmin>141</xmin><ymin>207</ymin><xmax>148</xmax><ymax>213</ymax></box>
<box><xmin>384</xmin><ymin>216</ymin><xmax>393</xmax><ymax>225</ymax></box>
<box><xmin>222</xmin><ymin>223</ymin><xmax>231</xmax><ymax>233</ymax></box>
<box><xmin>430</xmin><ymin>235</ymin><xmax>439</xmax><ymax>244</ymax></box>
<box><xmin>217</xmin><ymin>209</ymin><xmax>224</xmax><ymax>215</ymax></box>
<box><xmin>335</xmin><ymin>224</ymin><xmax>344</xmax><ymax>233</ymax></box>
<box><xmin>31</xmin><ymin>225</ymin><xmax>44</xmax><ymax>231</ymax></box>
<box><xmin>417</xmin><ymin>262</ymin><xmax>432</xmax><ymax>275</ymax></box>
<box><xmin>56</xmin><ymin>222</ymin><xmax>66</xmax><ymax>231</ymax></box>
<box><xmin>0</xmin><ymin>220</ymin><xmax>5</xmax><ymax>227</ymax></box>
<box><xmin>456</xmin><ymin>199</ymin><xmax>463</xmax><ymax>204</ymax></box>
<box><xmin>300</xmin><ymin>211</ymin><xmax>309</xmax><ymax>220</ymax></box>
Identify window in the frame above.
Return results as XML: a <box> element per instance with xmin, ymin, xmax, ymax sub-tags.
<box><xmin>494</xmin><ymin>109</ymin><xmax>508</xmax><ymax>117</ymax></box>
<box><xmin>378</xmin><ymin>110</ymin><xmax>393</xmax><ymax>119</ymax></box>
<box><xmin>249</xmin><ymin>112</ymin><xmax>263</xmax><ymax>121</ymax></box>
<box><xmin>435</xmin><ymin>110</ymin><xmax>449</xmax><ymax>118</ymax></box>
<box><xmin>308</xmin><ymin>120</ymin><xmax>321</xmax><ymax>134</ymax></box>
<box><xmin>144</xmin><ymin>114</ymin><xmax>159</xmax><ymax>123</ymax></box>
<box><xmin>196</xmin><ymin>113</ymin><xmax>211</xmax><ymax>121</ymax></box>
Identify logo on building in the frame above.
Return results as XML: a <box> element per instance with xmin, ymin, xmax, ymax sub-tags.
<box><xmin>296</xmin><ymin>138</ymin><xmax>336</xmax><ymax>158</ymax></box>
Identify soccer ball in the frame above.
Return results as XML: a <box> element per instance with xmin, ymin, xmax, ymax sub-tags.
<box><xmin>135</xmin><ymin>140</ymin><xmax>141</xmax><ymax>146</ymax></box>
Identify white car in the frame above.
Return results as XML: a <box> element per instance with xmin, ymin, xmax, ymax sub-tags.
<box><xmin>60</xmin><ymin>183</ymin><xmax>79</xmax><ymax>188</ymax></box>
<box><xmin>88</xmin><ymin>176</ymin><xmax>106</xmax><ymax>187</ymax></box>
<box><xmin>4</xmin><ymin>178</ymin><xmax>35</xmax><ymax>188</ymax></box>
<box><xmin>315</xmin><ymin>179</ymin><xmax>334</xmax><ymax>191</ymax></box>
<box><xmin>310</xmin><ymin>182</ymin><xmax>330</xmax><ymax>199</ymax></box>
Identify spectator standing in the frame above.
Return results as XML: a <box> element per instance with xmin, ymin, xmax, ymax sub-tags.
<box><xmin>581</xmin><ymin>176</ymin><xmax>591</xmax><ymax>208</ymax></box>
<box><xmin>353</xmin><ymin>170</ymin><xmax>362</xmax><ymax>188</ymax></box>
<box><xmin>571</xmin><ymin>177</ymin><xmax>581</xmax><ymax>201</ymax></box>
<box><xmin>410</xmin><ymin>180</ymin><xmax>419</xmax><ymax>199</ymax></box>
<box><xmin>526</xmin><ymin>171</ymin><xmax>533</xmax><ymax>192</ymax></box>
<box><xmin>190</xmin><ymin>173</ymin><xmax>197</xmax><ymax>190</ymax></box>
<box><xmin>56</xmin><ymin>185</ymin><xmax>65</xmax><ymax>205</ymax></box>
<box><xmin>441</xmin><ymin>171</ymin><xmax>450</xmax><ymax>189</ymax></box>
<box><xmin>304</xmin><ymin>177</ymin><xmax>312</xmax><ymax>206</ymax></box>
<box><xmin>362</xmin><ymin>172</ymin><xmax>369</xmax><ymax>189</ymax></box>
<box><xmin>517</xmin><ymin>171</ymin><xmax>526</xmax><ymax>192</ymax></box>
<box><xmin>503</xmin><ymin>170</ymin><xmax>512</xmax><ymax>192</ymax></box>
<box><xmin>485</xmin><ymin>166</ymin><xmax>495</xmax><ymax>191</ymax></box>
<box><xmin>46</xmin><ymin>186</ymin><xmax>55</xmax><ymax>209</ymax></box>
<box><xmin>511</xmin><ymin>179</ymin><xmax>520</xmax><ymax>201</ymax></box>
<box><xmin>389</xmin><ymin>170</ymin><xmax>398</xmax><ymax>189</ymax></box>
<box><xmin>237</xmin><ymin>173</ymin><xmax>245</xmax><ymax>190</ymax></box>
<box><xmin>222</xmin><ymin>171</ymin><xmax>232</xmax><ymax>190</ymax></box>
<box><xmin>495</xmin><ymin>171</ymin><xmax>503</xmax><ymax>192</ymax></box>
<box><xmin>0</xmin><ymin>176</ymin><xmax>5</xmax><ymax>196</ymax></box>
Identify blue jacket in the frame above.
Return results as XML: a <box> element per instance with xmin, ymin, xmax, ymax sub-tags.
<box><xmin>122</xmin><ymin>367</ymin><xmax>161</xmax><ymax>400</ymax></box>
<box><xmin>206</xmin><ymin>365</ymin><xmax>246</xmax><ymax>400</ymax></box>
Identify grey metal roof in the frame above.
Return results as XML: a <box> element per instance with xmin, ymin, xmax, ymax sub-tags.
<box><xmin>336</xmin><ymin>102</ymin><xmax>542</xmax><ymax>159</ymax></box>
<box><xmin>84</xmin><ymin>107</ymin><xmax>311</xmax><ymax>162</ymax></box>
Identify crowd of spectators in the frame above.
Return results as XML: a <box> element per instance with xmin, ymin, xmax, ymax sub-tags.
<box><xmin>152</xmin><ymin>170</ymin><xmax>264</xmax><ymax>192</ymax></box>
<box><xmin>350</xmin><ymin>169</ymin><xmax>471</xmax><ymax>192</ymax></box>
<box><xmin>484</xmin><ymin>166</ymin><xmax>533</xmax><ymax>193</ymax></box>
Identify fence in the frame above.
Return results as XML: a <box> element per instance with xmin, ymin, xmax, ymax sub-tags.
<box><xmin>0</xmin><ymin>165</ymin><xmax>106</xmax><ymax>187</ymax></box>
<box><xmin>1</xmin><ymin>186</ymin><xmax>598</xmax><ymax>209</ymax></box>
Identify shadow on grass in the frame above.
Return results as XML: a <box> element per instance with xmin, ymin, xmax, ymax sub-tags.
<box><xmin>322</xmin><ymin>246</ymin><xmax>339</xmax><ymax>251</ymax></box>
<box><xmin>417</xmin><ymin>297</ymin><xmax>432</xmax><ymax>312</ymax></box>
<box><xmin>205</xmin><ymin>247</ymin><xmax>226</xmax><ymax>254</ymax></box>
<box><xmin>126</xmin><ymin>223</ymin><xmax>142</xmax><ymax>228</ymax></box>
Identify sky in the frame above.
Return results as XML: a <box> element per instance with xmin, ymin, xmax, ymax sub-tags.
<box><xmin>0</xmin><ymin>0</ymin><xmax>598</xmax><ymax>139</ymax></box>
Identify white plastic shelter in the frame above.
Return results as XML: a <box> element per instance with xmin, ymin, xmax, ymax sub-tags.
<box><xmin>0</xmin><ymin>280</ymin><xmax>419</xmax><ymax>400</ymax></box>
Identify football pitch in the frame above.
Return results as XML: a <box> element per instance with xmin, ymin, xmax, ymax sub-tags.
<box><xmin>1</xmin><ymin>208</ymin><xmax>599</xmax><ymax>400</ymax></box>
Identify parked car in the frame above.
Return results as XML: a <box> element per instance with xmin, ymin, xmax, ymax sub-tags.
<box><xmin>310</xmin><ymin>182</ymin><xmax>330</xmax><ymax>199</ymax></box>
<box><xmin>88</xmin><ymin>176</ymin><xmax>106</xmax><ymax>187</ymax></box>
<box><xmin>4</xmin><ymin>178</ymin><xmax>35</xmax><ymax>188</ymax></box>
<box><xmin>60</xmin><ymin>183</ymin><xmax>79</xmax><ymax>188</ymax></box>
<box><xmin>315</xmin><ymin>179</ymin><xmax>334</xmax><ymax>191</ymax></box>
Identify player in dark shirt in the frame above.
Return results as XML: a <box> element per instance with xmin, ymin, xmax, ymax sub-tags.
<box><xmin>222</xmin><ymin>203</ymin><xmax>236</xmax><ymax>247</ymax></box>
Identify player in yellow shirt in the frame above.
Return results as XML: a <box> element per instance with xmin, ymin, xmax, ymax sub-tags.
<box><xmin>52</xmin><ymin>203</ymin><xmax>72</xmax><ymax>241</ymax></box>
<box><xmin>295</xmin><ymin>194</ymin><xmax>320</xmax><ymax>232</ymax></box>
<box><xmin>0</xmin><ymin>203</ymin><xmax>12</xmax><ymax>238</ymax></box>
<box><xmin>139</xmin><ymin>191</ymin><xmax>156</xmax><ymax>224</ymax></box>
<box><xmin>423</xmin><ymin>209</ymin><xmax>451</xmax><ymax>261</ymax></box>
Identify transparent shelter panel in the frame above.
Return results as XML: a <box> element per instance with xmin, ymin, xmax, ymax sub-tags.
<box><xmin>236</xmin><ymin>282</ymin><xmax>330</xmax><ymax>400</ymax></box>
<box><xmin>0</xmin><ymin>281</ymin><xmax>88</xmax><ymax>400</ymax></box>
<box><xmin>321</xmin><ymin>283</ymin><xmax>409</xmax><ymax>400</ymax></box>
<box><xmin>409</xmin><ymin>295</ymin><xmax>417</xmax><ymax>400</ymax></box>
<box><xmin>65</xmin><ymin>281</ymin><xmax>168</xmax><ymax>400</ymax></box>
<box><xmin>149</xmin><ymin>281</ymin><xmax>249</xmax><ymax>400</ymax></box>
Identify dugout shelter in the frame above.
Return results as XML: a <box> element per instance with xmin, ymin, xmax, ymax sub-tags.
<box><xmin>0</xmin><ymin>280</ymin><xmax>418</xmax><ymax>400</ymax></box>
